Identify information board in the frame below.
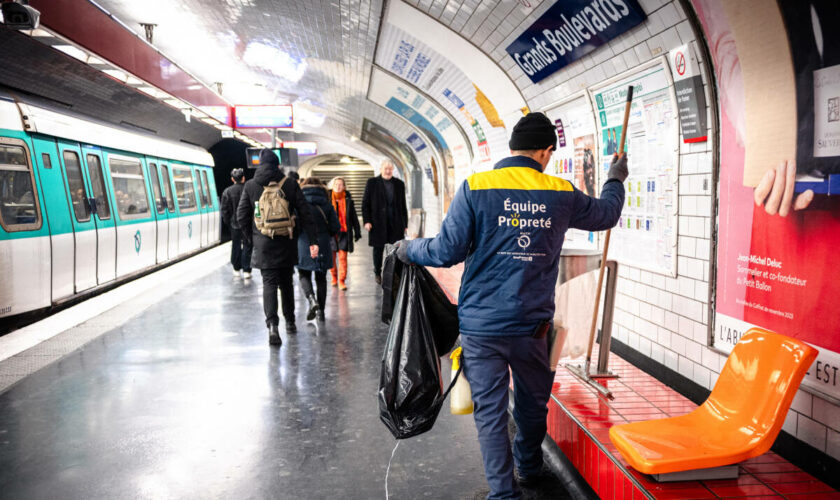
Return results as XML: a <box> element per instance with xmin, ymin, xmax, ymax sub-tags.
<box><xmin>543</xmin><ymin>94</ymin><xmax>600</xmax><ymax>251</ymax></box>
<box><xmin>589</xmin><ymin>61</ymin><xmax>679</xmax><ymax>276</ymax></box>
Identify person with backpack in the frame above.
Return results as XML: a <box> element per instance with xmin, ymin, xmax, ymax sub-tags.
<box><xmin>220</xmin><ymin>168</ymin><xmax>252</xmax><ymax>278</ymax></box>
<box><xmin>328</xmin><ymin>176</ymin><xmax>362</xmax><ymax>290</ymax></box>
<box><xmin>297</xmin><ymin>177</ymin><xmax>340</xmax><ymax>322</ymax></box>
<box><xmin>236</xmin><ymin>149</ymin><xmax>318</xmax><ymax>346</ymax></box>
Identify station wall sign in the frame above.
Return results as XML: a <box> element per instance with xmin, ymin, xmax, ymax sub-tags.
<box><xmin>506</xmin><ymin>0</ymin><xmax>647</xmax><ymax>84</ymax></box>
<box><xmin>282</xmin><ymin>141</ymin><xmax>318</xmax><ymax>156</ymax></box>
<box><xmin>234</xmin><ymin>104</ymin><xmax>293</xmax><ymax>129</ymax></box>
<box><xmin>668</xmin><ymin>45</ymin><xmax>708</xmax><ymax>143</ymax></box>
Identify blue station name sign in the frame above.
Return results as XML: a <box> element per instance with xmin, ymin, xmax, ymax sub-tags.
<box><xmin>506</xmin><ymin>0</ymin><xmax>646</xmax><ymax>84</ymax></box>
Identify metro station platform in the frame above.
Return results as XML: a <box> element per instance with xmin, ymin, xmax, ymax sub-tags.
<box><xmin>0</xmin><ymin>244</ymin><xmax>572</xmax><ymax>500</ymax></box>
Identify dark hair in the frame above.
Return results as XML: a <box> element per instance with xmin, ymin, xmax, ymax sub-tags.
<box><xmin>230</xmin><ymin>168</ymin><xmax>244</xmax><ymax>179</ymax></box>
<box><xmin>300</xmin><ymin>177</ymin><xmax>324</xmax><ymax>187</ymax></box>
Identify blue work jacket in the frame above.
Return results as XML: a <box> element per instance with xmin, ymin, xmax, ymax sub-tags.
<box><xmin>406</xmin><ymin>156</ymin><xmax>625</xmax><ymax>337</ymax></box>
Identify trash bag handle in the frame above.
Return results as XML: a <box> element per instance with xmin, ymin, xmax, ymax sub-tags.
<box><xmin>441</xmin><ymin>364</ymin><xmax>463</xmax><ymax>403</ymax></box>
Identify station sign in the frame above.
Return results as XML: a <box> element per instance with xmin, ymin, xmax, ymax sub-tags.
<box><xmin>234</xmin><ymin>105</ymin><xmax>293</xmax><ymax>129</ymax></box>
<box><xmin>282</xmin><ymin>141</ymin><xmax>317</xmax><ymax>156</ymax></box>
<box><xmin>506</xmin><ymin>0</ymin><xmax>646</xmax><ymax>84</ymax></box>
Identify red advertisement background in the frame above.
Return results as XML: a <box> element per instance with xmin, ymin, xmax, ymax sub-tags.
<box><xmin>692</xmin><ymin>0</ymin><xmax>840</xmax><ymax>354</ymax></box>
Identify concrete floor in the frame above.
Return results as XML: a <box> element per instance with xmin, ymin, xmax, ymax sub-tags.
<box><xmin>0</xmin><ymin>243</ymin><xmax>571</xmax><ymax>499</ymax></box>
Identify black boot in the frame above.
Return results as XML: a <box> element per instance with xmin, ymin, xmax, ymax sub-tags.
<box><xmin>268</xmin><ymin>324</ymin><xmax>281</xmax><ymax>346</ymax></box>
<box><xmin>317</xmin><ymin>309</ymin><xmax>325</xmax><ymax>322</ymax></box>
<box><xmin>285</xmin><ymin>320</ymin><xmax>297</xmax><ymax>334</ymax></box>
<box><xmin>306</xmin><ymin>294</ymin><xmax>320</xmax><ymax>321</ymax></box>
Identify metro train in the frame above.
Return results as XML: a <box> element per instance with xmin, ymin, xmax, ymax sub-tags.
<box><xmin>0</xmin><ymin>90</ymin><xmax>220</xmax><ymax>321</ymax></box>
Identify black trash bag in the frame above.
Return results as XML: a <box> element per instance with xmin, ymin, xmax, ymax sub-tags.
<box><xmin>381</xmin><ymin>245</ymin><xmax>459</xmax><ymax>357</ymax></box>
<box><xmin>378</xmin><ymin>265</ymin><xmax>461</xmax><ymax>439</ymax></box>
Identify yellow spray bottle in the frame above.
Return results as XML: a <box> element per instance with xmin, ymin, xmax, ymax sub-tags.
<box><xmin>449</xmin><ymin>347</ymin><xmax>473</xmax><ymax>415</ymax></box>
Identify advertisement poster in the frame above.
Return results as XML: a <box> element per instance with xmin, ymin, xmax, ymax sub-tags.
<box><xmin>368</xmin><ymin>67</ymin><xmax>473</xmax><ymax>212</ymax></box>
<box><xmin>543</xmin><ymin>95</ymin><xmax>599</xmax><ymax>250</ymax></box>
<box><xmin>692</xmin><ymin>0</ymin><xmax>840</xmax><ymax>400</ymax></box>
<box><xmin>589</xmin><ymin>64</ymin><xmax>679</xmax><ymax>276</ymax></box>
<box><xmin>376</xmin><ymin>23</ymin><xmax>509</xmax><ymax>170</ymax></box>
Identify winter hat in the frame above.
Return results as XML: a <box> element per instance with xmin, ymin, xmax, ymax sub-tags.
<box><xmin>508</xmin><ymin>112</ymin><xmax>556</xmax><ymax>151</ymax></box>
<box><xmin>259</xmin><ymin>148</ymin><xmax>279</xmax><ymax>167</ymax></box>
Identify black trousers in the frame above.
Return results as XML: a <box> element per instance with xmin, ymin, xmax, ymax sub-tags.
<box><xmin>372</xmin><ymin>246</ymin><xmax>385</xmax><ymax>276</ymax></box>
<box><xmin>298</xmin><ymin>269</ymin><xmax>327</xmax><ymax>310</ymax></box>
<box><xmin>230</xmin><ymin>227</ymin><xmax>253</xmax><ymax>272</ymax></box>
<box><xmin>260</xmin><ymin>267</ymin><xmax>295</xmax><ymax>327</ymax></box>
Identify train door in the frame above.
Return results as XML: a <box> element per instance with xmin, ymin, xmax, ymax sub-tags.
<box><xmin>172</xmin><ymin>164</ymin><xmax>199</xmax><ymax>255</ymax></box>
<box><xmin>30</xmin><ymin>136</ymin><xmax>73</xmax><ymax>300</ymax></box>
<box><xmin>82</xmin><ymin>147</ymin><xmax>116</xmax><ymax>284</ymax></box>
<box><xmin>160</xmin><ymin>163</ymin><xmax>178</xmax><ymax>257</ymax></box>
<box><xmin>199</xmin><ymin>168</ymin><xmax>211</xmax><ymax>247</ymax></box>
<box><xmin>57</xmin><ymin>140</ymin><xmax>97</xmax><ymax>292</ymax></box>
<box><xmin>205</xmin><ymin>171</ymin><xmax>220</xmax><ymax>244</ymax></box>
<box><xmin>147</xmin><ymin>160</ymin><xmax>168</xmax><ymax>263</ymax></box>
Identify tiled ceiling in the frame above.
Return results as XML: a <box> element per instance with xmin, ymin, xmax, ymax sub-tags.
<box><xmin>92</xmin><ymin>0</ymin><xmax>388</xmax><ymax>150</ymax></box>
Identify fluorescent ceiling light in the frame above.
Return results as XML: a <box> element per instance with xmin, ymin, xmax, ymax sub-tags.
<box><xmin>163</xmin><ymin>97</ymin><xmax>191</xmax><ymax>109</ymax></box>
<box><xmin>30</xmin><ymin>29</ymin><xmax>54</xmax><ymax>38</ymax></box>
<box><xmin>242</xmin><ymin>42</ymin><xmax>307</xmax><ymax>83</ymax></box>
<box><xmin>125</xmin><ymin>76</ymin><xmax>143</xmax><ymax>86</ymax></box>
<box><xmin>86</xmin><ymin>55</ymin><xmax>105</xmax><ymax>66</ymax></box>
<box><xmin>55</xmin><ymin>44</ymin><xmax>88</xmax><ymax>62</ymax></box>
<box><xmin>102</xmin><ymin>69</ymin><xmax>128</xmax><ymax>82</ymax></box>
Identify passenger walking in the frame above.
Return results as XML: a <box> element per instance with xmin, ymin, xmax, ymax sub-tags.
<box><xmin>297</xmin><ymin>177</ymin><xmax>340</xmax><ymax>322</ymax></box>
<box><xmin>329</xmin><ymin>177</ymin><xmax>362</xmax><ymax>290</ymax></box>
<box><xmin>395</xmin><ymin>113</ymin><xmax>627</xmax><ymax>500</ymax></box>
<box><xmin>220</xmin><ymin>168</ymin><xmax>252</xmax><ymax>278</ymax></box>
<box><xmin>362</xmin><ymin>160</ymin><xmax>408</xmax><ymax>285</ymax></box>
<box><xmin>236</xmin><ymin>149</ymin><xmax>318</xmax><ymax>346</ymax></box>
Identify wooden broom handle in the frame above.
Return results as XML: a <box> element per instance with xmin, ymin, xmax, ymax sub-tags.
<box><xmin>584</xmin><ymin>85</ymin><xmax>634</xmax><ymax>367</ymax></box>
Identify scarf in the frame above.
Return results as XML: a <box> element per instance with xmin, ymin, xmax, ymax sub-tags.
<box><xmin>331</xmin><ymin>190</ymin><xmax>347</xmax><ymax>232</ymax></box>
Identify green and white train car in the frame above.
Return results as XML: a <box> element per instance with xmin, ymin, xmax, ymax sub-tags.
<box><xmin>0</xmin><ymin>92</ymin><xmax>220</xmax><ymax>319</ymax></box>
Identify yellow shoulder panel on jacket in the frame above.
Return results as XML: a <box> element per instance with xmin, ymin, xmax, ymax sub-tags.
<box><xmin>467</xmin><ymin>167</ymin><xmax>573</xmax><ymax>192</ymax></box>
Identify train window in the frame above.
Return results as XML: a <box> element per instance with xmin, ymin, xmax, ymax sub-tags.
<box><xmin>41</xmin><ymin>153</ymin><xmax>52</xmax><ymax>169</ymax></box>
<box><xmin>173</xmin><ymin>166</ymin><xmax>197</xmax><ymax>213</ymax></box>
<box><xmin>201</xmin><ymin>170</ymin><xmax>212</xmax><ymax>208</ymax></box>
<box><xmin>0</xmin><ymin>141</ymin><xmax>41</xmax><ymax>231</ymax></box>
<box><xmin>63</xmin><ymin>150</ymin><xmax>91</xmax><ymax>223</ymax></box>
<box><xmin>148</xmin><ymin>163</ymin><xmax>165</xmax><ymax>214</ymax></box>
<box><xmin>161</xmin><ymin>165</ymin><xmax>175</xmax><ymax>212</ymax></box>
<box><xmin>108</xmin><ymin>157</ymin><xmax>150</xmax><ymax>220</ymax></box>
<box><xmin>196</xmin><ymin>168</ymin><xmax>207</xmax><ymax>208</ymax></box>
<box><xmin>85</xmin><ymin>154</ymin><xmax>110</xmax><ymax>220</ymax></box>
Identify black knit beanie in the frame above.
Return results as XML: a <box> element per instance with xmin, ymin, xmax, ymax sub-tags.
<box><xmin>259</xmin><ymin>148</ymin><xmax>279</xmax><ymax>167</ymax></box>
<box><xmin>508</xmin><ymin>112</ymin><xmax>556</xmax><ymax>151</ymax></box>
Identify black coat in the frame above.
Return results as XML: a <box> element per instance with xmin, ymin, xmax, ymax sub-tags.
<box><xmin>220</xmin><ymin>182</ymin><xmax>244</xmax><ymax>229</ymax></box>
<box><xmin>297</xmin><ymin>186</ymin><xmax>340</xmax><ymax>272</ymax></box>
<box><xmin>362</xmin><ymin>176</ymin><xmax>408</xmax><ymax>247</ymax></box>
<box><xmin>236</xmin><ymin>161</ymin><xmax>316</xmax><ymax>269</ymax></box>
<box><xmin>330</xmin><ymin>191</ymin><xmax>362</xmax><ymax>253</ymax></box>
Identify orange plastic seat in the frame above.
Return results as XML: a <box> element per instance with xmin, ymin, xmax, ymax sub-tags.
<box><xmin>609</xmin><ymin>328</ymin><xmax>818</xmax><ymax>475</ymax></box>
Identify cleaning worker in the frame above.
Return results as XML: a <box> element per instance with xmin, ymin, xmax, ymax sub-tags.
<box><xmin>394</xmin><ymin>112</ymin><xmax>626</xmax><ymax>499</ymax></box>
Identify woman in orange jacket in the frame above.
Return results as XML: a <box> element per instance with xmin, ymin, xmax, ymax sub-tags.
<box><xmin>329</xmin><ymin>177</ymin><xmax>362</xmax><ymax>289</ymax></box>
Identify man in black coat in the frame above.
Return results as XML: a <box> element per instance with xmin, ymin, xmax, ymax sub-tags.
<box><xmin>236</xmin><ymin>149</ymin><xmax>318</xmax><ymax>345</ymax></box>
<box><xmin>220</xmin><ymin>168</ymin><xmax>252</xmax><ymax>278</ymax></box>
<box><xmin>362</xmin><ymin>160</ymin><xmax>408</xmax><ymax>284</ymax></box>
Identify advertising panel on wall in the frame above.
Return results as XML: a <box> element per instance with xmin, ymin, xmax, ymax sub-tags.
<box><xmin>506</xmin><ymin>0</ymin><xmax>647</xmax><ymax>84</ymax></box>
<box><xmin>360</xmin><ymin>119</ymin><xmax>420</xmax><ymax>180</ymax></box>
<box><xmin>692</xmin><ymin>0</ymin><xmax>840</xmax><ymax>400</ymax></box>
<box><xmin>543</xmin><ymin>94</ymin><xmax>600</xmax><ymax>251</ymax></box>
<box><xmin>589</xmin><ymin>60</ymin><xmax>680</xmax><ymax>276</ymax></box>
<box><xmin>375</xmin><ymin>21</ymin><xmax>509</xmax><ymax>172</ymax></box>
<box><xmin>368</xmin><ymin>67</ymin><xmax>473</xmax><ymax>211</ymax></box>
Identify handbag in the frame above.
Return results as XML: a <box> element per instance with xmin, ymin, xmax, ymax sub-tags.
<box><xmin>315</xmin><ymin>205</ymin><xmax>339</xmax><ymax>252</ymax></box>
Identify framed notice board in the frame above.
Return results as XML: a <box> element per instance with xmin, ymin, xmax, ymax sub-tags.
<box><xmin>588</xmin><ymin>57</ymin><xmax>680</xmax><ymax>277</ymax></box>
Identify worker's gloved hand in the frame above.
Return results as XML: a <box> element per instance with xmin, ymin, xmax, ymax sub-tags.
<box><xmin>395</xmin><ymin>240</ymin><xmax>411</xmax><ymax>264</ymax></box>
<box><xmin>607</xmin><ymin>153</ymin><xmax>628</xmax><ymax>182</ymax></box>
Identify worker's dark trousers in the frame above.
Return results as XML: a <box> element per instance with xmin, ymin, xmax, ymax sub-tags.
<box><xmin>461</xmin><ymin>335</ymin><xmax>554</xmax><ymax>500</ymax></box>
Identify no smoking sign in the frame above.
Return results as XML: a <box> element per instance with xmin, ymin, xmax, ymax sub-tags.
<box><xmin>675</xmin><ymin>51</ymin><xmax>686</xmax><ymax>76</ymax></box>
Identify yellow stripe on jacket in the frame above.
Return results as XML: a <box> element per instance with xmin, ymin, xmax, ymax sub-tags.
<box><xmin>467</xmin><ymin>167</ymin><xmax>573</xmax><ymax>192</ymax></box>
